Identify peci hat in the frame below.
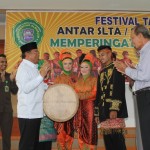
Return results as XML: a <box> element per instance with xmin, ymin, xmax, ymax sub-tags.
<box><xmin>20</xmin><ymin>42</ymin><xmax>37</xmax><ymax>53</ymax></box>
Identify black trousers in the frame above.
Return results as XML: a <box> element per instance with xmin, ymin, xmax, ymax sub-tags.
<box><xmin>0</xmin><ymin>112</ymin><xmax>13</xmax><ymax>150</ymax></box>
<box><xmin>103</xmin><ymin>133</ymin><xmax>126</xmax><ymax>150</ymax></box>
<box><xmin>136</xmin><ymin>90</ymin><xmax>150</xmax><ymax>150</ymax></box>
<box><xmin>18</xmin><ymin>118</ymin><xmax>41</xmax><ymax>150</ymax></box>
<box><xmin>36</xmin><ymin>141</ymin><xmax>52</xmax><ymax>150</ymax></box>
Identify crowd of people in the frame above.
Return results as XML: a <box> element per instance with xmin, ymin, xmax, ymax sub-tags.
<box><xmin>37</xmin><ymin>48</ymin><xmax>133</xmax><ymax>83</ymax></box>
<box><xmin>0</xmin><ymin>24</ymin><xmax>150</xmax><ymax>150</ymax></box>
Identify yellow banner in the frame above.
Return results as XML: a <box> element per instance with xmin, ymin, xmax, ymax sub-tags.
<box><xmin>5</xmin><ymin>11</ymin><xmax>150</xmax><ymax>72</ymax></box>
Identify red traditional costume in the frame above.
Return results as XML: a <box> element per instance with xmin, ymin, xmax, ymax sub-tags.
<box><xmin>74</xmin><ymin>54</ymin><xmax>98</xmax><ymax>149</ymax></box>
<box><xmin>54</xmin><ymin>50</ymin><xmax>77</xmax><ymax>150</ymax></box>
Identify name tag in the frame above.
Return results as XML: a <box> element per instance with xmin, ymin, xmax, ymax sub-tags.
<box><xmin>5</xmin><ymin>85</ymin><xmax>9</xmax><ymax>92</ymax></box>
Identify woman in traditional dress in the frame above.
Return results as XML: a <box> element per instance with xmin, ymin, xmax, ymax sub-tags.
<box><xmin>54</xmin><ymin>49</ymin><xmax>77</xmax><ymax>150</ymax></box>
<box><xmin>74</xmin><ymin>53</ymin><xmax>98</xmax><ymax>149</ymax></box>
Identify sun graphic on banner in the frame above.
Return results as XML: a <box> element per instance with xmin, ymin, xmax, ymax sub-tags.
<box><xmin>5</xmin><ymin>11</ymin><xmax>143</xmax><ymax>72</ymax></box>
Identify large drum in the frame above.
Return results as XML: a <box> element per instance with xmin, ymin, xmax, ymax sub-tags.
<box><xmin>43</xmin><ymin>84</ymin><xmax>79</xmax><ymax>122</ymax></box>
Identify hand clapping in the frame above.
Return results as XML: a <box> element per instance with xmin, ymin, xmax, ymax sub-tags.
<box><xmin>40</xmin><ymin>61</ymin><xmax>51</xmax><ymax>78</ymax></box>
<box><xmin>113</xmin><ymin>60</ymin><xmax>128</xmax><ymax>74</ymax></box>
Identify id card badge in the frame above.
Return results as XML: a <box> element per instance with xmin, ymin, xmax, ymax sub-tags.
<box><xmin>5</xmin><ymin>85</ymin><xmax>9</xmax><ymax>92</ymax></box>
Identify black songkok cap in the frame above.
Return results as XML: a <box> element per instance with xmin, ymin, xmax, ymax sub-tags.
<box><xmin>20</xmin><ymin>42</ymin><xmax>37</xmax><ymax>53</ymax></box>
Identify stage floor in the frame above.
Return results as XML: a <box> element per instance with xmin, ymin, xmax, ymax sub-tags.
<box><xmin>0</xmin><ymin>117</ymin><xmax>137</xmax><ymax>150</ymax></box>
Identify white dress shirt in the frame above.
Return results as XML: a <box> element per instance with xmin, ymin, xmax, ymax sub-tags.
<box><xmin>16</xmin><ymin>59</ymin><xmax>48</xmax><ymax>118</ymax></box>
<box><xmin>125</xmin><ymin>41</ymin><xmax>150</xmax><ymax>91</ymax></box>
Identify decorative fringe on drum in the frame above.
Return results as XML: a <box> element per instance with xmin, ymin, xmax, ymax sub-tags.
<box><xmin>100</xmin><ymin>128</ymin><xmax>127</xmax><ymax>135</ymax></box>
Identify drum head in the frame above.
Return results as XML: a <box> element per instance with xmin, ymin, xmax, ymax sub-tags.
<box><xmin>43</xmin><ymin>84</ymin><xmax>79</xmax><ymax>122</ymax></box>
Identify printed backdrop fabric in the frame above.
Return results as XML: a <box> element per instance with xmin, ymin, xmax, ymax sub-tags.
<box><xmin>5</xmin><ymin>11</ymin><xmax>150</xmax><ymax>72</ymax></box>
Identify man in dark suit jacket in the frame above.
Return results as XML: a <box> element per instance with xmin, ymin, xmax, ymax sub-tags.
<box><xmin>0</xmin><ymin>54</ymin><xmax>18</xmax><ymax>150</ymax></box>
